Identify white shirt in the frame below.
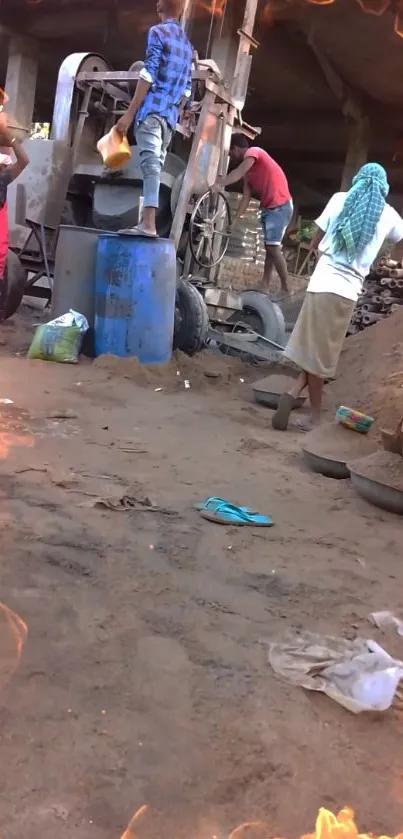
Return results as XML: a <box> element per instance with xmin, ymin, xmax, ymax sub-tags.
<box><xmin>307</xmin><ymin>192</ymin><xmax>403</xmax><ymax>301</ymax></box>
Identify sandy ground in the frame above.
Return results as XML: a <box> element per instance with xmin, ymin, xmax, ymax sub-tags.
<box><xmin>0</xmin><ymin>309</ymin><xmax>402</xmax><ymax>839</ymax></box>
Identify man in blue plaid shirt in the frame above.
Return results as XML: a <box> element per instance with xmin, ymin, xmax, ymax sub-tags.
<box><xmin>116</xmin><ymin>0</ymin><xmax>193</xmax><ymax>237</ymax></box>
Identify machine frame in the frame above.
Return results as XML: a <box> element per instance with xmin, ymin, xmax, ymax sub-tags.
<box><xmin>4</xmin><ymin>0</ymin><xmax>287</xmax><ymax>352</ymax></box>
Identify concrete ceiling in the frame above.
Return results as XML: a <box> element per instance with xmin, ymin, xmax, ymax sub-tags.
<box><xmin>1</xmin><ymin>0</ymin><xmax>403</xmax><ymax>209</ymax></box>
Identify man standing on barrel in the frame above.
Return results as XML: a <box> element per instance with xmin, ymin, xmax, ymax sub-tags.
<box><xmin>115</xmin><ymin>0</ymin><xmax>193</xmax><ymax>238</ymax></box>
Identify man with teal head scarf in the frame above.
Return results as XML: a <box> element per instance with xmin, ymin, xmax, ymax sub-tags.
<box><xmin>272</xmin><ymin>162</ymin><xmax>403</xmax><ymax>432</ymax></box>
<box><xmin>332</xmin><ymin>163</ymin><xmax>389</xmax><ymax>264</ymax></box>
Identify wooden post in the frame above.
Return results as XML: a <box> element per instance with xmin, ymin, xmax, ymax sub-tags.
<box><xmin>341</xmin><ymin>117</ymin><xmax>370</xmax><ymax>191</ymax></box>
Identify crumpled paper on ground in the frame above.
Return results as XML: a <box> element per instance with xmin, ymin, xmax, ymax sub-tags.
<box><xmin>370</xmin><ymin>610</ymin><xmax>403</xmax><ymax>637</ymax></box>
<box><xmin>80</xmin><ymin>492</ymin><xmax>177</xmax><ymax>516</ymax></box>
<box><xmin>82</xmin><ymin>492</ymin><xmax>152</xmax><ymax>511</ymax></box>
<box><xmin>268</xmin><ymin>631</ymin><xmax>403</xmax><ymax>713</ymax></box>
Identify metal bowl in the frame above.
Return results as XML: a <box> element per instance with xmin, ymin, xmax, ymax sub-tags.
<box><xmin>350</xmin><ymin>469</ymin><xmax>403</xmax><ymax>515</ymax></box>
<box><xmin>253</xmin><ymin>388</ymin><xmax>306</xmax><ymax>410</ymax></box>
<box><xmin>303</xmin><ymin>448</ymin><xmax>349</xmax><ymax>479</ymax></box>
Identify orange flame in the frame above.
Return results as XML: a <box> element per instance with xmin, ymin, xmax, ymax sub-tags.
<box><xmin>121</xmin><ymin>805</ymin><xmax>149</xmax><ymax>839</ymax></box>
<box><xmin>0</xmin><ymin>87</ymin><xmax>9</xmax><ymax>111</ymax></box>
<box><xmin>355</xmin><ymin>0</ymin><xmax>390</xmax><ymax>13</ymax></box>
<box><xmin>120</xmin><ymin>807</ymin><xmax>403</xmax><ymax>839</ymax></box>
<box><xmin>395</xmin><ymin>0</ymin><xmax>403</xmax><ymax>36</ymax></box>
<box><xmin>0</xmin><ymin>602</ymin><xmax>27</xmax><ymax>693</ymax></box>
<box><xmin>262</xmin><ymin>0</ymin><xmax>403</xmax><ymax>36</ymax></box>
<box><xmin>197</xmin><ymin>0</ymin><xmax>227</xmax><ymax>17</ymax></box>
<box><xmin>302</xmin><ymin>806</ymin><xmax>403</xmax><ymax>839</ymax></box>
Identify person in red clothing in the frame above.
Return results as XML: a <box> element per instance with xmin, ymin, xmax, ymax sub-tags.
<box><xmin>214</xmin><ymin>134</ymin><xmax>293</xmax><ymax>293</ymax></box>
<box><xmin>0</xmin><ymin>119</ymin><xmax>29</xmax><ymax>319</ymax></box>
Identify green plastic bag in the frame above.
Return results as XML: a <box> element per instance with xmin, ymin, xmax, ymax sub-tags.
<box><xmin>27</xmin><ymin>324</ymin><xmax>83</xmax><ymax>364</ymax></box>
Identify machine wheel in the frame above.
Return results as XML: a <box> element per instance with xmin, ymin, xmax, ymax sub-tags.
<box><xmin>233</xmin><ymin>290</ymin><xmax>286</xmax><ymax>346</ymax></box>
<box><xmin>4</xmin><ymin>250</ymin><xmax>26</xmax><ymax>319</ymax></box>
<box><xmin>189</xmin><ymin>190</ymin><xmax>231</xmax><ymax>269</ymax></box>
<box><xmin>173</xmin><ymin>279</ymin><xmax>209</xmax><ymax>356</ymax></box>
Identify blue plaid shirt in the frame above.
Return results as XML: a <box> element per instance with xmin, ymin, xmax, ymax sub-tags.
<box><xmin>137</xmin><ymin>18</ymin><xmax>193</xmax><ymax>130</ymax></box>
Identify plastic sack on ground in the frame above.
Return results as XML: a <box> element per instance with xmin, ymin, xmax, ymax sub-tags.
<box><xmin>267</xmin><ymin>631</ymin><xmax>403</xmax><ymax>714</ymax></box>
<box><xmin>27</xmin><ymin>310</ymin><xmax>89</xmax><ymax>364</ymax></box>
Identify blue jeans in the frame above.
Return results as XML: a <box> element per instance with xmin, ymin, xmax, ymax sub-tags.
<box><xmin>261</xmin><ymin>200</ymin><xmax>293</xmax><ymax>245</ymax></box>
<box><xmin>135</xmin><ymin>115</ymin><xmax>172</xmax><ymax>208</ymax></box>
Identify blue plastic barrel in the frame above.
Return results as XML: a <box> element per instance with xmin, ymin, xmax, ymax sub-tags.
<box><xmin>95</xmin><ymin>234</ymin><xmax>177</xmax><ymax>364</ymax></box>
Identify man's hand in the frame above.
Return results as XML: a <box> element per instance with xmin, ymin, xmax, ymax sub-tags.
<box><xmin>115</xmin><ymin>114</ymin><xmax>132</xmax><ymax>138</ymax></box>
<box><xmin>211</xmin><ymin>178</ymin><xmax>224</xmax><ymax>194</ymax></box>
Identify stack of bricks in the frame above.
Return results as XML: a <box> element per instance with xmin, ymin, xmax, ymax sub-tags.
<box><xmin>216</xmin><ymin>193</ymin><xmax>265</xmax><ymax>291</ymax></box>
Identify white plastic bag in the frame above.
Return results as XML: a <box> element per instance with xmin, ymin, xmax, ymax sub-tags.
<box><xmin>48</xmin><ymin>309</ymin><xmax>89</xmax><ymax>333</ymax></box>
<box><xmin>268</xmin><ymin>632</ymin><xmax>403</xmax><ymax>714</ymax></box>
<box><xmin>27</xmin><ymin>310</ymin><xmax>89</xmax><ymax>364</ymax></box>
<box><xmin>325</xmin><ymin>641</ymin><xmax>403</xmax><ymax>712</ymax></box>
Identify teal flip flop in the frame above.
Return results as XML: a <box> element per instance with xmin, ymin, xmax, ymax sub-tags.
<box><xmin>199</xmin><ymin>500</ymin><xmax>273</xmax><ymax>527</ymax></box>
<box><xmin>194</xmin><ymin>496</ymin><xmax>256</xmax><ymax>514</ymax></box>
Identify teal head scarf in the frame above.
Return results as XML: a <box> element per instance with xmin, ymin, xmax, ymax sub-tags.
<box><xmin>332</xmin><ymin>162</ymin><xmax>389</xmax><ymax>264</ymax></box>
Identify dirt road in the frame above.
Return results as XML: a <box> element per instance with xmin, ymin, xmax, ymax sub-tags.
<box><xmin>0</xmin><ymin>313</ymin><xmax>402</xmax><ymax>839</ymax></box>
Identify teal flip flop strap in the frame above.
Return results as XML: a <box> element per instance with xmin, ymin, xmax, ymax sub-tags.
<box><xmin>194</xmin><ymin>497</ymin><xmax>256</xmax><ymax>513</ymax></box>
<box><xmin>206</xmin><ymin>500</ymin><xmax>273</xmax><ymax>526</ymax></box>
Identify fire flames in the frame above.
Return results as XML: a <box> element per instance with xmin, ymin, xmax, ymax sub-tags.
<box><xmin>262</xmin><ymin>0</ymin><xmax>403</xmax><ymax>37</ymax></box>
<box><xmin>300</xmin><ymin>807</ymin><xmax>403</xmax><ymax>839</ymax></box>
<box><xmin>121</xmin><ymin>806</ymin><xmax>403</xmax><ymax>839</ymax></box>
<box><xmin>197</xmin><ymin>0</ymin><xmax>227</xmax><ymax>16</ymax></box>
<box><xmin>0</xmin><ymin>602</ymin><xmax>27</xmax><ymax>693</ymax></box>
<box><xmin>13</xmin><ymin>0</ymin><xmax>403</xmax><ymax>37</ymax></box>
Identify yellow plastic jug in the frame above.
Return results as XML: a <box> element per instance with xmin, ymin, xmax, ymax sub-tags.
<box><xmin>97</xmin><ymin>127</ymin><xmax>132</xmax><ymax>169</ymax></box>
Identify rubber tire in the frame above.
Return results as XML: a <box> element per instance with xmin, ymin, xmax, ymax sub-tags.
<box><xmin>4</xmin><ymin>250</ymin><xmax>27</xmax><ymax>319</ymax></box>
<box><xmin>238</xmin><ymin>290</ymin><xmax>286</xmax><ymax>346</ymax></box>
<box><xmin>173</xmin><ymin>279</ymin><xmax>209</xmax><ymax>356</ymax></box>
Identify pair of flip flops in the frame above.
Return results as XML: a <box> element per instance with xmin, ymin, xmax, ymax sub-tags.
<box><xmin>195</xmin><ymin>497</ymin><xmax>273</xmax><ymax>527</ymax></box>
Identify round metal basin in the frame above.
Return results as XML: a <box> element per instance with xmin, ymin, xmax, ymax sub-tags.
<box><xmin>350</xmin><ymin>469</ymin><xmax>403</xmax><ymax>516</ymax></box>
<box><xmin>252</xmin><ymin>373</ymin><xmax>306</xmax><ymax>410</ymax></box>
<box><xmin>303</xmin><ymin>449</ymin><xmax>350</xmax><ymax>480</ymax></box>
<box><xmin>253</xmin><ymin>388</ymin><xmax>306</xmax><ymax>410</ymax></box>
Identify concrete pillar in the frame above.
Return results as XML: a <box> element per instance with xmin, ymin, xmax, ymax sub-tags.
<box><xmin>4</xmin><ymin>37</ymin><xmax>38</xmax><ymax>129</ymax></box>
<box><xmin>341</xmin><ymin>117</ymin><xmax>370</xmax><ymax>191</ymax></box>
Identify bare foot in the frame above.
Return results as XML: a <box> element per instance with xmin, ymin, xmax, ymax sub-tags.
<box><xmin>295</xmin><ymin>416</ymin><xmax>320</xmax><ymax>433</ymax></box>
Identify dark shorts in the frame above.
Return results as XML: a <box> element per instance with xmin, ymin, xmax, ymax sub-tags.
<box><xmin>261</xmin><ymin>200</ymin><xmax>293</xmax><ymax>245</ymax></box>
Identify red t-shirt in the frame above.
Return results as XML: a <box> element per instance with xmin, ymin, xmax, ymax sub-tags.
<box><xmin>245</xmin><ymin>147</ymin><xmax>291</xmax><ymax>210</ymax></box>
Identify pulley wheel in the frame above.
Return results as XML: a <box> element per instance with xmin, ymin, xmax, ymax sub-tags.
<box><xmin>189</xmin><ymin>190</ymin><xmax>231</xmax><ymax>269</ymax></box>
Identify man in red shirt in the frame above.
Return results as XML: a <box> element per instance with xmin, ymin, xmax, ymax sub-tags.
<box><xmin>214</xmin><ymin>134</ymin><xmax>293</xmax><ymax>293</ymax></box>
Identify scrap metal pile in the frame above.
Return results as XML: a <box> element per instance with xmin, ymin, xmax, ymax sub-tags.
<box><xmin>348</xmin><ymin>256</ymin><xmax>403</xmax><ymax>334</ymax></box>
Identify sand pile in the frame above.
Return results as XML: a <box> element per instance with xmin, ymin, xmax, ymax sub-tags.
<box><xmin>327</xmin><ymin>308</ymin><xmax>403</xmax><ymax>430</ymax></box>
<box><xmin>94</xmin><ymin>350</ymin><xmax>263</xmax><ymax>392</ymax></box>
<box><xmin>350</xmin><ymin>450</ymin><xmax>403</xmax><ymax>491</ymax></box>
<box><xmin>303</xmin><ymin>422</ymin><xmax>377</xmax><ymax>462</ymax></box>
